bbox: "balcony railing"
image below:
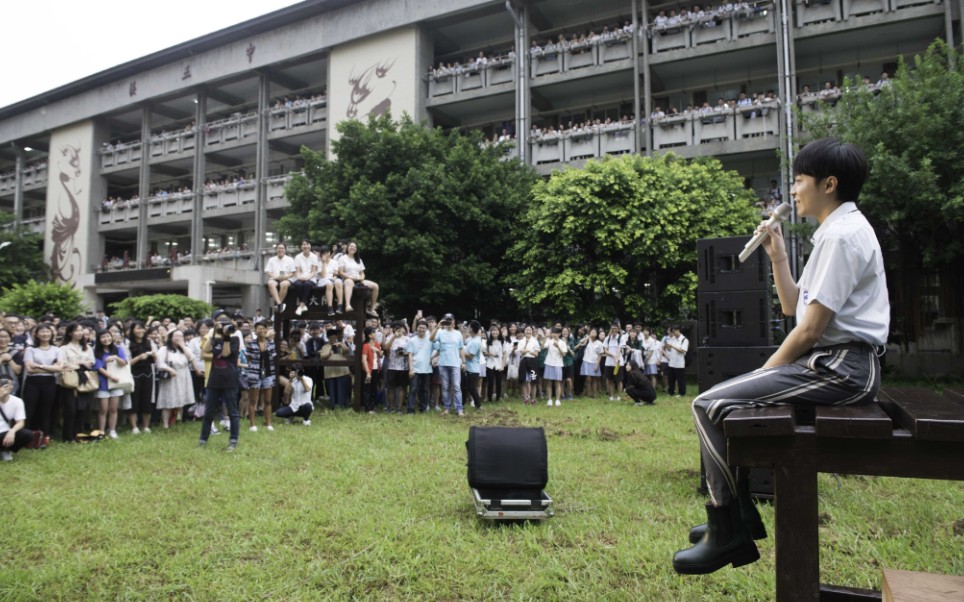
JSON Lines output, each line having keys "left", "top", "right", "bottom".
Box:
{"left": 530, "top": 34, "right": 634, "bottom": 79}
{"left": 149, "top": 129, "right": 197, "bottom": 159}
{"left": 269, "top": 98, "right": 328, "bottom": 133}
{"left": 99, "top": 141, "right": 143, "bottom": 170}
{"left": 648, "top": 3, "right": 775, "bottom": 54}
{"left": 205, "top": 112, "right": 259, "bottom": 147}
{"left": 202, "top": 182, "right": 257, "bottom": 211}
{"left": 427, "top": 57, "right": 516, "bottom": 99}
{"left": 0, "top": 162, "right": 48, "bottom": 194}
{"left": 651, "top": 102, "right": 780, "bottom": 149}
{"left": 529, "top": 123, "right": 638, "bottom": 165}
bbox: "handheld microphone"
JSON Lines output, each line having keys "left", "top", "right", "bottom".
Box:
{"left": 739, "top": 203, "right": 792, "bottom": 263}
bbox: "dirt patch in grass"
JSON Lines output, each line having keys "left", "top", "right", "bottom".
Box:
{"left": 953, "top": 518, "right": 964, "bottom": 536}
{"left": 464, "top": 408, "right": 525, "bottom": 428}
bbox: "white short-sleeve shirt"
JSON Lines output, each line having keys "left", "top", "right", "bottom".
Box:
{"left": 339, "top": 255, "right": 365, "bottom": 279}
{"left": 318, "top": 257, "right": 338, "bottom": 280}
{"left": 293, "top": 252, "right": 320, "bottom": 279}
{"left": 0, "top": 395, "right": 26, "bottom": 431}
{"left": 264, "top": 255, "right": 296, "bottom": 280}
{"left": 797, "top": 202, "right": 890, "bottom": 346}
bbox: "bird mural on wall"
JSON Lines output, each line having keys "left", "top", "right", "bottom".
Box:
{"left": 50, "top": 144, "right": 83, "bottom": 283}
{"left": 346, "top": 59, "right": 397, "bottom": 119}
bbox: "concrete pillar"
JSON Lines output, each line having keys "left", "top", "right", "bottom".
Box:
{"left": 641, "top": 0, "right": 653, "bottom": 156}
{"left": 12, "top": 146, "right": 23, "bottom": 225}
{"left": 136, "top": 106, "right": 152, "bottom": 268}
{"left": 192, "top": 91, "right": 207, "bottom": 265}
{"left": 255, "top": 75, "right": 269, "bottom": 271}
{"left": 241, "top": 284, "right": 265, "bottom": 317}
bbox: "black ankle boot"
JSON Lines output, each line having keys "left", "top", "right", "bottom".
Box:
{"left": 687, "top": 492, "right": 766, "bottom": 543}
{"left": 673, "top": 503, "right": 760, "bottom": 575}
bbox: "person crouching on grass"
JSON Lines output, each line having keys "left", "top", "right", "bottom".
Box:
{"left": 276, "top": 363, "right": 313, "bottom": 426}
{"left": 623, "top": 361, "right": 656, "bottom": 406}
{"left": 0, "top": 377, "right": 36, "bottom": 462}
{"left": 673, "top": 138, "right": 889, "bottom": 574}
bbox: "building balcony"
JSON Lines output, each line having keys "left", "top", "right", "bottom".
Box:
{"left": 427, "top": 57, "right": 516, "bottom": 102}
{"left": 204, "top": 112, "right": 259, "bottom": 148}
{"left": 0, "top": 162, "right": 48, "bottom": 195}
{"left": 149, "top": 129, "right": 197, "bottom": 160}
{"left": 529, "top": 123, "right": 638, "bottom": 166}
{"left": 268, "top": 98, "right": 327, "bottom": 134}
{"left": 651, "top": 102, "right": 780, "bottom": 150}
{"left": 201, "top": 182, "right": 257, "bottom": 212}
{"left": 649, "top": 6, "right": 776, "bottom": 54}
{"left": 99, "top": 141, "right": 143, "bottom": 172}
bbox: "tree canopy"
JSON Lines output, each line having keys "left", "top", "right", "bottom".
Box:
{"left": 508, "top": 153, "right": 759, "bottom": 323}
{"left": 0, "top": 280, "right": 88, "bottom": 319}
{"left": 279, "top": 113, "right": 537, "bottom": 320}
{"left": 0, "top": 212, "right": 46, "bottom": 293}
{"left": 110, "top": 294, "right": 213, "bottom": 323}
{"left": 798, "top": 39, "right": 964, "bottom": 344}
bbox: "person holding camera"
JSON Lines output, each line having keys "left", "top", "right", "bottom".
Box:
{"left": 199, "top": 320, "right": 241, "bottom": 451}
{"left": 276, "top": 363, "right": 313, "bottom": 425}
{"left": 430, "top": 313, "right": 464, "bottom": 416}
{"left": 383, "top": 322, "right": 411, "bottom": 414}
{"left": 320, "top": 327, "right": 352, "bottom": 409}
{"left": 0, "top": 377, "right": 35, "bottom": 461}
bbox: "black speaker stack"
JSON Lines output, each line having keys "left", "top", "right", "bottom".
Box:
{"left": 696, "top": 236, "right": 780, "bottom": 498}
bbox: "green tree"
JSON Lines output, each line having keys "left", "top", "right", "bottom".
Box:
{"left": 0, "top": 280, "right": 88, "bottom": 318}
{"left": 110, "top": 294, "right": 213, "bottom": 323}
{"left": 279, "top": 113, "right": 537, "bottom": 319}
{"left": 0, "top": 212, "right": 47, "bottom": 292}
{"left": 508, "top": 153, "right": 759, "bottom": 323}
{"left": 798, "top": 39, "right": 964, "bottom": 345}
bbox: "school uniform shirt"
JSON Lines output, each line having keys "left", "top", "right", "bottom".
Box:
{"left": 644, "top": 338, "right": 663, "bottom": 367}
{"left": 543, "top": 339, "right": 568, "bottom": 367}
{"left": 288, "top": 376, "right": 314, "bottom": 410}
{"left": 602, "top": 335, "right": 621, "bottom": 367}
{"left": 583, "top": 340, "right": 604, "bottom": 366}
{"left": 485, "top": 340, "right": 505, "bottom": 371}
{"left": 339, "top": 255, "right": 365, "bottom": 280}
{"left": 518, "top": 336, "right": 540, "bottom": 360}
{"left": 0, "top": 394, "right": 26, "bottom": 432}
{"left": 293, "top": 252, "right": 320, "bottom": 281}
{"left": 264, "top": 255, "right": 296, "bottom": 280}
{"left": 797, "top": 202, "right": 890, "bottom": 347}
{"left": 318, "top": 258, "right": 338, "bottom": 281}
{"left": 464, "top": 336, "right": 482, "bottom": 374}
{"left": 406, "top": 335, "right": 434, "bottom": 374}
{"left": 665, "top": 335, "right": 688, "bottom": 369}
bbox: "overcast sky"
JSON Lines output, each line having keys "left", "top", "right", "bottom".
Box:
{"left": 0, "top": 0, "right": 302, "bottom": 109}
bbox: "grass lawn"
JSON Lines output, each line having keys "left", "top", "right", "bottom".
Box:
{"left": 1, "top": 395, "right": 961, "bottom": 601}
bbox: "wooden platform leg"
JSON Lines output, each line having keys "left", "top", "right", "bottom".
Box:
{"left": 775, "top": 459, "right": 820, "bottom": 601}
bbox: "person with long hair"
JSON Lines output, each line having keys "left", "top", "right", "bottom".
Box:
{"left": 22, "top": 323, "right": 65, "bottom": 438}
{"left": 579, "top": 327, "right": 604, "bottom": 398}
{"left": 561, "top": 326, "right": 576, "bottom": 400}
{"left": 156, "top": 329, "right": 196, "bottom": 429}
{"left": 243, "top": 320, "right": 276, "bottom": 431}
{"left": 543, "top": 326, "right": 568, "bottom": 406}
{"left": 383, "top": 322, "right": 411, "bottom": 414}
{"left": 126, "top": 321, "right": 155, "bottom": 433}
{"left": 484, "top": 324, "right": 504, "bottom": 403}
{"left": 517, "top": 325, "right": 540, "bottom": 405}
{"left": 93, "top": 328, "right": 127, "bottom": 439}
{"left": 361, "top": 326, "right": 378, "bottom": 414}
{"left": 59, "top": 322, "right": 95, "bottom": 442}
{"left": 601, "top": 323, "right": 623, "bottom": 401}
{"left": 199, "top": 321, "right": 241, "bottom": 450}
{"left": 338, "top": 241, "right": 380, "bottom": 317}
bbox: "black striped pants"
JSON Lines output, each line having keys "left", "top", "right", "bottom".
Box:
{"left": 692, "top": 343, "right": 881, "bottom": 506}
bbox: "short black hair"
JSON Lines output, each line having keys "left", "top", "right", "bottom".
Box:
{"left": 793, "top": 138, "right": 868, "bottom": 203}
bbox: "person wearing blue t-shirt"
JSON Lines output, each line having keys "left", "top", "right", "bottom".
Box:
{"left": 406, "top": 320, "right": 434, "bottom": 413}
{"left": 430, "top": 313, "right": 465, "bottom": 416}
{"left": 463, "top": 321, "right": 484, "bottom": 410}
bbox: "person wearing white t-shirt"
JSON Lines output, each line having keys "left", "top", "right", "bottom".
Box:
{"left": 338, "top": 241, "right": 380, "bottom": 318}
{"left": 275, "top": 364, "right": 313, "bottom": 425}
{"left": 578, "top": 328, "right": 604, "bottom": 398}
{"left": 264, "top": 243, "right": 296, "bottom": 312}
{"left": 291, "top": 240, "right": 320, "bottom": 316}
{"left": 542, "top": 327, "right": 568, "bottom": 407}
{"left": 663, "top": 326, "right": 689, "bottom": 396}
{"left": 0, "top": 378, "right": 33, "bottom": 461}
{"left": 675, "top": 138, "right": 890, "bottom": 576}
{"left": 316, "top": 245, "right": 344, "bottom": 316}
{"left": 601, "top": 323, "right": 623, "bottom": 401}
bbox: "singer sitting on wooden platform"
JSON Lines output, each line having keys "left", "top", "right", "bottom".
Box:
{"left": 672, "top": 138, "right": 890, "bottom": 575}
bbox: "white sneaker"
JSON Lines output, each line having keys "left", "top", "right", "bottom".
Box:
{"left": 555, "top": 399, "right": 561, "bottom": 406}
{"left": 609, "top": 396, "right": 615, "bottom": 401}
{"left": 211, "top": 426, "right": 221, "bottom": 436}
{"left": 131, "top": 427, "right": 141, "bottom": 435}
{"left": 266, "top": 425, "right": 275, "bottom": 432}
{"left": 616, "top": 396, "right": 621, "bottom": 401}
{"left": 109, "top": 430, "right": 118, "bottom": 439}
{"left": 1, "top": 451, "right": 12, "bottom": 462}
{"left": 303, "top": 420, "right": 311, "bottom": 426}
{"left": 220, "top": 419, "right": 229, "bottom": 429}
{"left": 143, "top": 427, "right": 151, "bottom": 433}
{"left": 250, "top": 426, "right": 258, "bottom": 432}
{"left": 547, "top": 399, "right": 553, "bottom": 407}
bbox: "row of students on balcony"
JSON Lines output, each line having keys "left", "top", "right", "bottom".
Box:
{"left": 204, "top": 176, "right": 255, "bottom": 193}
{"left": 651, "top": 2, "right": 762, "bottom": 31}
{"left": 530, "top": 21, "right": 636, "bottom": 58}
{"left": 651, "top": 91, "right": 778, "bottom": 121}
{"left": 271, "top": 93, "right": 327, "bottom": 110}
{"left": 151, "top": 122, "right": 197, "bottom": 140}
{"left": 529, "top": 115, "right": 636, "bottom": 141}
{"left": 798, "top": 73, "right": 889, "bottom": 101}
{"left": 101, "top": 195, "right": 140, "bottom": 213}
{"left": 428, "top": 49, "right": 516, "bottom": 80}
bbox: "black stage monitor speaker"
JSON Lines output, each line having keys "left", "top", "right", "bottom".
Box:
{"left": 697, "top": 236, "right": 770, "bottom": 293}
{"left": 698, "top": 290, "right": 774, "bottom": 347}
{"left": 467, "top": 426, "right": 548, "bottom": 492}
{"left": 697, "top": 346, "right": 779, "bottom": 392}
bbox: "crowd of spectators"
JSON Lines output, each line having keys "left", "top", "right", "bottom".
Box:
{"left": 0, "top": 302, "right": 691, "bottom": 460}
{"left": 798, "top": 72, "right": 890, "bottom": 104}
{"left": 204, "top": 176, "right": 255, "bottom": 194}
{"left": 530, "top": 21, "right": 636, "bottom": 58}
{"left": 428, "top": 50, "right": 516, "bottom": 80}
{"left": 271, "top": 93, "right": 327, "bottom": 110}
{"left": 651, "top": 90, "right": 779, "bottom": 122}
{"left": 650, "top": 2, "right": 766, "bottom": 33}
{"left": 529, "top": 115, "right": 636, "bottom": 142}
